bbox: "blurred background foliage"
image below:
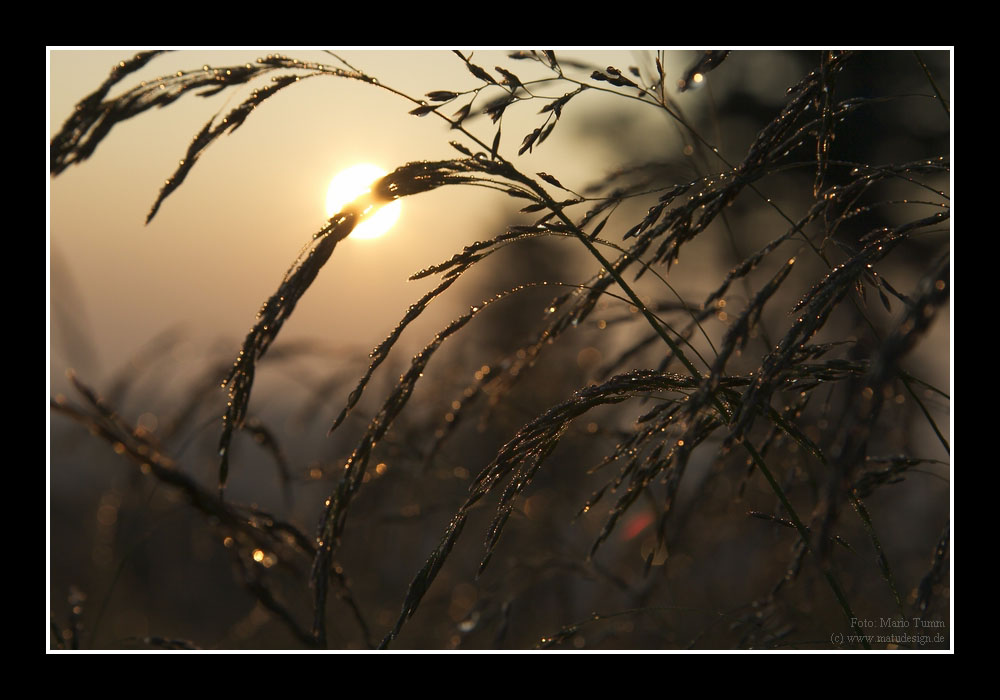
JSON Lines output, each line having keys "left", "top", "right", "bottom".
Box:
{"left": 49, "top": 49, "right": 950, "bottom": 650}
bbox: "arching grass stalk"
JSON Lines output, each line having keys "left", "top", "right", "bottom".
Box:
{"left": 49, "top": 50, "right": 950, "bottom": 650}
{"left": 492, "top": 161, "right": 731, "bottom": 423}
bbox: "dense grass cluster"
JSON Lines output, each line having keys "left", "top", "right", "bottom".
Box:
{"left": 50, "top": 50, "right": 950, "bottom": 650}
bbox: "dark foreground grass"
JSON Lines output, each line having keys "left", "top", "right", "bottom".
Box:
{"left": 50, "top": 50, "right": 950, "bottom": 651}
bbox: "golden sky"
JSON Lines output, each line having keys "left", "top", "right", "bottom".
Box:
{"left": 49, "top": 49, "right": 674, "bottom": 388}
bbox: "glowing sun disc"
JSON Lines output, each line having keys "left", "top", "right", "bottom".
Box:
{"left": 325, "top": 163, "right": 402, "bottom": 240}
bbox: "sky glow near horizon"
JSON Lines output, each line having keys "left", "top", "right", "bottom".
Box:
{"left": 48, "top": 49, "right": 662, "bottom": 386}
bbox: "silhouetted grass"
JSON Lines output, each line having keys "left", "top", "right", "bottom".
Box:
{"left": 49, "top": 49, "right": 950, "bottom": 651}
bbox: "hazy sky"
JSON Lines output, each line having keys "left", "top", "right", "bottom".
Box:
{"left": 49, "top": 49, "right": 950, "bottom": 408}
{"left": 49, "top": 49, "right": 684, "bottom": 391}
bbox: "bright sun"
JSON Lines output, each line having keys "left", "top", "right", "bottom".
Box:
{"left": 325, "top": 163, "right": 402, "bottom": 240}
